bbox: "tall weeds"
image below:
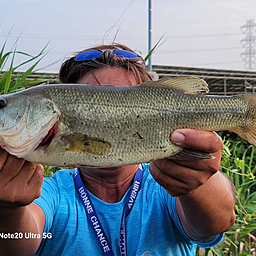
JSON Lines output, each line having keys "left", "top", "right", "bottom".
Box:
{"left": 0, "top": 31, "right": 58, "bottom": 176}
{"left": 0, "top": 33, "right": 51, "bottom": 94}
{"left": 198, "top": 136, "right": 256, "bottom": 256}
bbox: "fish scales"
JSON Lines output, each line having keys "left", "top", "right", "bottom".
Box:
{"left": 45, "top": 85, "right": 179, "bottom": 166}
{"left": 0, "top": 76, "right": 255, "bottom": 168}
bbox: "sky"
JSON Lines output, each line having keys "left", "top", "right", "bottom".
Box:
{"left": 1, "top": 0, "right": 256, "bottom": 73}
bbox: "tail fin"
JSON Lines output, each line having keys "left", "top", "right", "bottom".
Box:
{"left": 235, "top": 95, "right": 256, "bottom": 147}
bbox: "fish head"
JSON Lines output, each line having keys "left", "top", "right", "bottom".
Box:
{"left": 0, "top": 94, "right": 60, "bottom": 158}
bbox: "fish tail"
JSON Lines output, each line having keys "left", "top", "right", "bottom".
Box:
{"left": 235, "top": 95, "right": 256, "bottom": 147}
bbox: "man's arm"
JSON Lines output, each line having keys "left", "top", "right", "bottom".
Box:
{"left": 149, "top": 129, "right": 236, "bottom": 241}
{"left": 0, "top": 148, "right": 45, "bottom": 256}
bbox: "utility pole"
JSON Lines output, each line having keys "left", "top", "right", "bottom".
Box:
{"left": 148, "top": 0, "right": 152, "bottom": 72}
{"left": 241, "top": 19, "right": 256, "bottom": 70}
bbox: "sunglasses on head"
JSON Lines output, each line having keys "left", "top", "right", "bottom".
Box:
{"left": 74, "top": 49, "right": 140, "bottom": 61}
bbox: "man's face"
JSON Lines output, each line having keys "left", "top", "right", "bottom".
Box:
{"left": 77, "top": 68, "right": 138, "bottom": 87}
{"left": 78, "top": 67, "right": 139, "bottom": 172}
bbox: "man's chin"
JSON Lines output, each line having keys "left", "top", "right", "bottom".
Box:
{"left": 79, "top": 164, "right": 139, "bottom": 173}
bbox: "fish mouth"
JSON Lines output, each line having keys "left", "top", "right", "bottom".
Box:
{"left": 36, "top": 122, "right": 58, "bottom": 150}
{"left": 0, "top": 118, "right": 59, "bottom": 158}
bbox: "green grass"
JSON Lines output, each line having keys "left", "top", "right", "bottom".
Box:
{"left": 197, "top": 136, "right": 256, "bottom": 256}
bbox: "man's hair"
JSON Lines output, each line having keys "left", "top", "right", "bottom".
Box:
{"left": 59, "top": 44, "right": 153, "bottom": 84}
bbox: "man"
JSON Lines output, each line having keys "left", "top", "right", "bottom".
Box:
{"left": 0, "top": 44, "right": 235, "bottom": 256}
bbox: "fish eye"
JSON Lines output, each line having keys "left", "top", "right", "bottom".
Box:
{"left": 0, "top": 98, "right": 7, "bottom": 109}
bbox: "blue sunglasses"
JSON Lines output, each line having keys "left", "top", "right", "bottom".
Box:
{"left": 74, "top": 49, "right": 139, "bottom": 61}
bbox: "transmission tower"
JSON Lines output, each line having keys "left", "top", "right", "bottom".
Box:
{"left": 240, "top": 19, "right": 256, "bottom": 70}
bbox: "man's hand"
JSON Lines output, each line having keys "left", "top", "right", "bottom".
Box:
{"left": 149, "top": 129, "right": 223, "bottom": 197}
{"left": 0, "top": 148, "right": 45, "bottom": 256}
{"left": 0, "top": 148, "right": 44, "bottom": 208}
{"left": 149, "top": 129, "right": 235, "bottom": 241}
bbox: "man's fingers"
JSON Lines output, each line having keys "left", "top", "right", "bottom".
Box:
{"left": 27, "top": 164, "right": 44, "bottom": 200}
{"left": 149, "top": 160, "right": 212, "bottom": 196}
{"left": 170, "top": 129, "right": 223, "bottom": 173}
{"left": 151, "top": 159, "right": 211, "bottom": 185}
{"left": 0, "top": 148, "right": 44, "bottom": 206}
{"left": 149, "top": 129, "right": 224, "bottom": 197}
{"left": 149, "top": 161, "right": 191, "bottom": 196}
{"left": 14, "top": 162, "right": 40, "bottom": 185}
{"left": 0, "top": 148, "right": 8, "bottom": 170}
{"left": 0, "top": 154, "right": 25, "bottom": 184}
{"left": 0, "top": 163, "right": 44, "bottom": 206}
{"left": 172, "top": 151, "right": 221, "bottom": 173}
{"left": 171, "top": 129, "right": 223, "bottom": 153}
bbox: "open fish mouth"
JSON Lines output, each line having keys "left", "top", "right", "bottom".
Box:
{"left": 0, "top": 117, "right": 59, "bottom": 158}
{"left": 35, "top": 122, "right": 58, "bottom": 150}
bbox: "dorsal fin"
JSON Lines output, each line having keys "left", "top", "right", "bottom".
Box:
{"left": 139, "top": 76, "right": 209, "bottom": 95}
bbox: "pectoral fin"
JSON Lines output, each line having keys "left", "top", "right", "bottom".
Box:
{"left": 62, "top": 134, "right": 111, "bottom": 155}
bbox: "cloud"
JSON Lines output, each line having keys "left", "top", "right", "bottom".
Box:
{"left": 215, "top": 1, "right": 246, "bottom": 10}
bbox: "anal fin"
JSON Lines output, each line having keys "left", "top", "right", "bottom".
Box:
{"left": 168, "top": 148, "right": 214, "bottom": 161}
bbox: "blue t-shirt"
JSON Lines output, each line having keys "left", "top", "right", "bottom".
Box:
{"left": 34, "top": 163, "right": 223, "bottom": 256}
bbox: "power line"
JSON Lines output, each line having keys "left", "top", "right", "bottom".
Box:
{"left": 0, "top": 32, "right": 242, "bottom": 41}
{"left": 157, "top": 46, "right": 241, "bottom": 54}
{"left": 0, "top": 34, "right": 101, "bottom": 40}
{"left": 165, "top": 32, "right": 241, "bottom": 39}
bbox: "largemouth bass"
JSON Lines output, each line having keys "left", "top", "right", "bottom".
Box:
{"left": 0, "top": 76, "right": 255, "bottom": 168}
